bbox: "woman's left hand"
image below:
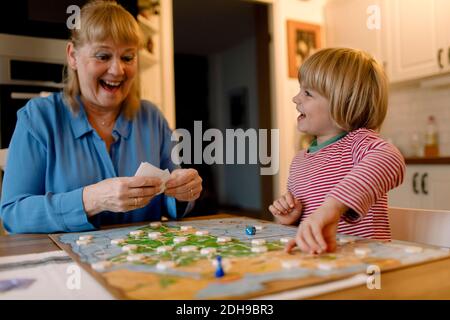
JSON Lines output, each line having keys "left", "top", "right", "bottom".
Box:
{"left": 164, "top": 168, "right": 202, "bottom": 202}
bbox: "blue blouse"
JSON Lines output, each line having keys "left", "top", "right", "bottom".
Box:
{"left": 0, "top": 92, "right": 184, "bottom": 234}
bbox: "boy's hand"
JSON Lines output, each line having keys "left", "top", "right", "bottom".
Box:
{"left": 285, "top": 197, "right": 348, "bottom": 254}
{"left": 269, "top": 192, "right": 302, "bottom": 225}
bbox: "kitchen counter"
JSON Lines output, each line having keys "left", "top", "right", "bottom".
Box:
{"left": 405, "top": 157, "right": 450, "bottom": 165}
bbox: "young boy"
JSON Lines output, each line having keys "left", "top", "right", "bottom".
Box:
{"left": 269, "top": 48, "right": 405, "bottom": 254}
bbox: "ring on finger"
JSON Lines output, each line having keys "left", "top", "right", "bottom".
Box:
{"left": 134, "top": 197, "right": 139, "bottom": 207}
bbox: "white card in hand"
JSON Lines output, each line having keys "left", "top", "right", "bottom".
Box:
{"left": 134, "top": 162, "right": 171, "bottom": 194}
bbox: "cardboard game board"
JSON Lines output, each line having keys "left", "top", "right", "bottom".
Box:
{"left": 50, "top": 216, "right": 450, "bottom": 299}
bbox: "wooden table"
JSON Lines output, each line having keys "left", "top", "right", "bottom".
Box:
{"left": 1, "top": 214, "right": 450, "bottom": 299}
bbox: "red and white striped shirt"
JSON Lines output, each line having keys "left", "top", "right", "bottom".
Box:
{"left": 287, "top": 128, "right": 405, "bottom": 241}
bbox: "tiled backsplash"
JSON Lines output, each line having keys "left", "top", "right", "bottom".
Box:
{"left": 381, "top": 84, "right": 450, "bottom": 157}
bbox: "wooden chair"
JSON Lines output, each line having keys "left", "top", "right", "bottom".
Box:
{"left": 0, "top": 148, "right": 7, "bottom": 235}
{"left": 389, "top": 207, "right": 450, "bottom": 248}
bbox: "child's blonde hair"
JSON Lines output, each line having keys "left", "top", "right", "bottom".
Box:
{"left": 63, "top": 0, "right": 144, "bottom": 118}
{"left": 299, "top": 48, "right": 388, "bottom": 131}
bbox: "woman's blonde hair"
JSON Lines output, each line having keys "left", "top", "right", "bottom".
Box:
{"left": 63, "top": 0, "right": 144, "bottom": 118}
{"left": 299, "top": 47, "right": 388, "bottom": 131}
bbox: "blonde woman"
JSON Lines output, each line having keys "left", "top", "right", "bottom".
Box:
{"left": 269, "top": 48, "right": 405, "bottom": 254}
{"left": 0, "top": 1, "right": 202, "bottom": 233}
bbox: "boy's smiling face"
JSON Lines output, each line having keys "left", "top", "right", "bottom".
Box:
{"left": 293, "top": 86, "right": 344, "bottom": 144}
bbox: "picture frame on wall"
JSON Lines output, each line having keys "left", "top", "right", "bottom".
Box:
{"left": 287, "top": 20, "right": 321, "bottom": 78}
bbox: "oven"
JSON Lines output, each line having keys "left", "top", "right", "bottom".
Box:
{"left": 0, "top": 57, "right": 64, "bottom": 148}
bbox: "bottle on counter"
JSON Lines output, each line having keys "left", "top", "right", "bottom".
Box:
{"left": 411, "top": 132, "right": 423, "bottom": 157}
{"left": 424, "top": 115, "right": 439, "bottom": 157}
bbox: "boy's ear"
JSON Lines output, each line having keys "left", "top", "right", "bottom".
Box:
{"left": 66, "top": 42, "right": 77, "bottom": 70}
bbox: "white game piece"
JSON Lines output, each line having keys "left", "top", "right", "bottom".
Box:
{"left": 76, "top": 239, "right": 91, "bottom": 246}
{"left": 156, "top": 261, "right": 176, "bottom": 270}
{"left": 127, "top": 254, "right": 145, "bottom": 262}
{"left": 251, "top": 239, "right": 266, "bottom": 246}
{"left": 195, "top": 230, "right": 210, "bottom": 236}
{"left": 200, "top": 247, "right": 217, "bottom": 255}
{"left": 281, "top": 260, "right": 300, "bottom": 269}
{"left": 181, "top": 245, "right": 198, "bottom": 253}
{"left": 174, "top": 236, "right": 187, "bottom": 244}
{"left": 338, "top": 237, "right": 355, "bottom": 245}
{"left": 79, "top": 235, "right": 93, "bottom": 241}
{"left": 148, "top": 232, "right": 162, "bottom": 240}
{"left": 217, "top": 236, "right": 232, "bottom": 243}
{"left": 181, "top": 225, "right": 193, "bottom": 231}
{"left": 156, "top": 246, "right": 173, "bottom": 253}
{"left": 251, "top": 246, "right": 268, "bottom": 253}
{"left": 318, "top": 262, "right": 338, "bottom": 271}
{"left": 405, "top": 246, "right": 423, "bottom": 253}
{"left": 111, "top": 238, "right": 125, "bottom": 245}
{"left": 280, "top": 237, "right": 293, "bottom": 244}
{"left": 91, "top": 261, "right": 112, "bottom": 271}
{"left": 354, "top": 247, "right": 371, "bottom": 256}
{"left": 255, "top": 225, "right": 264, "bottom": 231}
{"left": 122, "top": 244, "right": 138, "bottom": 252}
{"left": 150, "top": 221, "right": 162, "bottom": 228}
{"left": 130, "top": 230, "right": 144, "bottom": 237}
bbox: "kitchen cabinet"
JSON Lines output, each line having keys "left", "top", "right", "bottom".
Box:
{"left": 384, "top": 0, "right": 450, "bottom": 82}
{"left": 325, "top": 0, "right": 385, "bottom": 63}
{"left": 435, "top": 0, "right": 450, "bottom": 73}
{"left": 388, "top": 165, "right": 450, "bottom": 210}
{"left": 325, "top": 0, "right": 450, "bottom": 83}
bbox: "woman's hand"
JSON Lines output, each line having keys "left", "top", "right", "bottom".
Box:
{"left": 285, "top": 197, "right": 348, "bottom": 254}
{"left": 269, "top": 192, "right": 303, "bottom": 225}
{"left": 164, "top": 168, "right": 202, "bottom": 202}
{"left": 82, "top": 176, "right": 163, "bottom": 217}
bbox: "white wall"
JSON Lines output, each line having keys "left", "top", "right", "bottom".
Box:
{"left": 381, "top": 84, "right": 450, "bottom": 157}
{"left": 269, "top": 0, "right": 328, "bottom": 197}
{"left": 209, "top": 37, "right": 262, "bottom": 210}
{"left": 162, "top": 0, "right": 327, "bottom": 205}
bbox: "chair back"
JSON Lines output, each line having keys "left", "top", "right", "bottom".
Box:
{"left": 0, "top": 148, "right": 7, "bottom": 171}
{"left": 389, "top": 207, "right": 450, "bottom": 248}
{"left": 0, "top": 148, "right": 7, "bottom": 235}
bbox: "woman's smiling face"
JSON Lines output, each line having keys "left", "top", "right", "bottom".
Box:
{"left": 67, "top": 39, "right": 138, "bottom": 111}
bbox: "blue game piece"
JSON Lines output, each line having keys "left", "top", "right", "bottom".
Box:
{"left": 245, "top": 225, "right": 256, "bottom": 236}
{"left": 215, "top": 255, "right": 225, "bottom": 278}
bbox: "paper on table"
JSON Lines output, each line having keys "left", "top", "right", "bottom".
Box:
{"left": 0, "top": 251, "right": 113, "bottom": 300}
{"left": 134, "top": 162, "right": 171, "bottom": 194}
{"left": 0, "top": 278, "right": 35, "bottom": 292}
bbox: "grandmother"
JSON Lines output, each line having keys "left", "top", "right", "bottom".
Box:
{"left": 0, "top": 0, "right": 202, "bottom": 233}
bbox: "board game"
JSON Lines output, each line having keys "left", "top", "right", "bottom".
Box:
{"left": 50, "top": 216, "right": 450, "bottom": 299}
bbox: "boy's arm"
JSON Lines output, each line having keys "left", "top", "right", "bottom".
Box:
{"left": 328, "top": 138, "right": 405, "bottom": 223}
{"left": 285, "top": 197, "right": 347, "bottom": 254}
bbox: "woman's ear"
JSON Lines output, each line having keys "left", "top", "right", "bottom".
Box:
{"left": 66, "top": 42, "right": 77, "bottom": 70}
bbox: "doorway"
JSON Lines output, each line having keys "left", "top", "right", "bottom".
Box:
{"left": 173, "top": 0, "right": 273, "bottom": 220}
